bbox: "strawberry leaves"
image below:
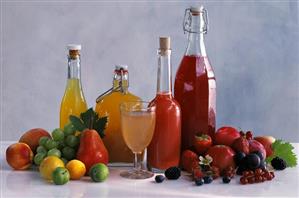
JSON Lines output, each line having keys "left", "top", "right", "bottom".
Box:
{"left": 69, "top": 108, "right": 107, "bottom": 138}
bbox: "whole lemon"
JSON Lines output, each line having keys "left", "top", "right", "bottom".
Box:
{"left": 66, "top": 160, "right": 86, "bottom": 180}
{"left": 39, "top": 156, "right": 64, "bottom": 180}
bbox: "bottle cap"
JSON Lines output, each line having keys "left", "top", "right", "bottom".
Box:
{"left": 67, "top": 44, "right": 81, "bottom": 51}
{"left": 159, "top": 37, "right": 171, "bottom": 50}
{"left": 115, "top": 65, "right": 128, "bottom": 71}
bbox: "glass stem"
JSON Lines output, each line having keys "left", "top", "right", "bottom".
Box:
{"left": 134, "top": 152, "right": 139, "bottom": 171}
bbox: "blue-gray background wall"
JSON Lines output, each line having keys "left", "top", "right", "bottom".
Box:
{"left": 1, "top": 1, "right": 298, "bottom": 142}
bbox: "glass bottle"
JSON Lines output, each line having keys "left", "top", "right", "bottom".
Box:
{"left": 95, "top": 65, "right": 141, "bottom": 163}
{"left": 174, "top": 6, "right": 216, "bottom": 151}
{"left": 60, "top": 44, "right": 88, "bottom": 129}
{"left": 148, "top": 37, "right": 181, "bottom": 170}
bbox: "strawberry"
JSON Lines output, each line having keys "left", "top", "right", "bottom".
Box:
{"left": 181, "top": 150, "right": 199, "bottom": 173}
{"left": 192, "top": 168, "right": 204, "bottom": 180}
{"left": 193, "top": 134, "right": 212, "bottom": 155}
{"left": 232, "top": 136, "right": 250, "bottom": 154}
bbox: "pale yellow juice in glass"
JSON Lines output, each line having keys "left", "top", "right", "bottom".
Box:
{"left": 121, "top": 111, "right": 156, "bottom": 153}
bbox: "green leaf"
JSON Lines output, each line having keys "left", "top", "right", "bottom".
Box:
{"left": 80, "top": 108, "right": 96, "bottom": 129}
{"left": 93, "top": 116, "right": 108, "bottom": 138}
{"left": 69, "top": 116, "right": 87, "bottom": 132}
{"left": 266, "top": 139, "right": 297, "bottom": 167}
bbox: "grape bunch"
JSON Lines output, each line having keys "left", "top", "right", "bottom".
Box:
{"left": 33, "top": 123, "right": 80, "bottom": 165}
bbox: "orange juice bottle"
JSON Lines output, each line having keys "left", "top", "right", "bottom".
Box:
{"left": 60, "top": 44, "right": 87, "bottom": 129}
{"left": 95, "top": 65, "right": 140, "bottom": 163}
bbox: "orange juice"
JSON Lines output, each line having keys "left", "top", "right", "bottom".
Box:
{"left": 95, "top": 65, "right": 140, "bottom": 163}
{"left": 60, "top": 45, "right": 87, "bottom": 129}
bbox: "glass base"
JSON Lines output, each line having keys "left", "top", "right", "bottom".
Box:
{"left": 120, "top": 169, "right": 154, "bottom": 179}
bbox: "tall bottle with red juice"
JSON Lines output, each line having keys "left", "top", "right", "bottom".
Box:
{"left": 148, "top": 37, "right": 181, "bottom": 170}
{"left": 174, "top": 6, "right": 216, "bottom": 151}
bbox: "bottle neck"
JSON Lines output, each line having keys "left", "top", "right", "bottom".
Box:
{"left": 113, "top": 71, "right": 129, "bottom": 93}
{"left": 157, "top": 49, "right": 172, "bottom": 95}
{"left": 67, "top": 55, "right": 81, "bottom": 79}
{"left": 185, "top": 15, "right": 207, "bottom": 56}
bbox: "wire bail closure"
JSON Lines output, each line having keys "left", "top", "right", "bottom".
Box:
{"left": 183, "top": 7, "right": 209, "bottom": 34}
{"left": 95, "top": 68, "right": 127, "bottom": 103}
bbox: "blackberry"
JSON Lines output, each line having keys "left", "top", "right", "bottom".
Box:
{"left": 155, "top": 175, "right": 165, "bottom": 183}
{"left": 203, "top": 176, "right": 213, "bottom": 184}
{"left": 195, "top": 178, "right": 204, "bottom": 186}
{"left": 271, "top": 157, "right": 287, "bottom": 170}
{"left": 222, "top": 176, "right": 231, "bottom": 184}
{"left": 165, "top": 167, "right": 181, "bottom": 180}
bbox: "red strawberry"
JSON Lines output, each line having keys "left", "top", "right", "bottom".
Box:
{"left": 232, "top": 136, "right": 250, "bottom": 154}
{"left": 193, "top": 134, "right": 212, "bottom": 155}
{"left": 181, "top": 150, "right": 199, "bottom": 173}
{"left": 192, "top": 168, "right": 204, "bottom": 180}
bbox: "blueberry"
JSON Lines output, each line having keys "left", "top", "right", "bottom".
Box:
{"left": 203, "top": 176, "right": 213, "bottom": 184}
{"left": 155, "top": 175, "right": 165, "bottom": 183}
{"left": 234, "top": 151, "right": 246, "bottom": 166}
{"left": 195, "top": 178, "right": 204, "bottom": 186}
{"left": 244, "top": 153, "right": 261, "bottom": 170}
{"left": 222, "top": 176, "right": 231, "bottom": 184}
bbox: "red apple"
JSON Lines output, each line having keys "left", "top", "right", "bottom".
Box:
{"left": 206, "top": 145, "right": 235, "bottom": 172}
{"left": 248, "top": 139, "right": 267, "bottom": 160}
{"left": 254, "top": 136, "right": 275, "bottom": 157}
{"left": 214, "top": 126, "right": 240, "bottom": 146}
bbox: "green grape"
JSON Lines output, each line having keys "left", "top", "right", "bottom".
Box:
{"left": 39, "top": 136, "right": 50, "bottom": 147}
{"left": 57, "top": 141, "right": 66, "bottom": 150}
{"left": 45, "top": 139, "right": 58, "bottom": 150}
{"left": 52, "top": 128, "right": 64, "bottom": 141}
{"left": 47, "top": 148, "right": 62, "bottom": 158}
{"left": 34, "top": 153, "right": 46, "bottom": 165}
{"left": 62, "top": 146, "right": 76, "bottom": 160}
{"left": 36, "top": 145, "right": 47, "bottom": 154}
{"left": 63, "top": 123, "right": 76, "bottom": 136}
{"left": 65, "top": 135, "right": 79, "bottom": 148}
{"left": 61, "top": 157, "right": 68, "bottom": 165}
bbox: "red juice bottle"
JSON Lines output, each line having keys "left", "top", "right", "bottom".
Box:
{"left": 148, "top": 37, "right": 181, "bottom": 170}
{"left": 174, "top": 6, "right": 216, "bottom": 151}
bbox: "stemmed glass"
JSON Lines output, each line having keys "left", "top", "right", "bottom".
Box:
{"left": 120, "top": 101, "right": 156, "bottom": 179}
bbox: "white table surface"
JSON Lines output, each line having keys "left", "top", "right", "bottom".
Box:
{"left": 1, "top": 141, "right": 299, "bottom": 198}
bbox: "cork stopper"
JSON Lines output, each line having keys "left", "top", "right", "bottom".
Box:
{"left": 159, "top": 37, "right": 171, "bottom": 55}
{"left": 190, "top": 6, "right": 203, "bottom": 16}
{"left": 67, "top": 44, "right": 81, "bottom": 59}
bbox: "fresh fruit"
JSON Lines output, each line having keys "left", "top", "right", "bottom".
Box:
{"left": 52, "top": 167, "right": 70, "bottom": 185}
{"left": 193, "top": 134, "right": 212, "bottom": 155}
{"left": 65, "top": 135, "right": 79, "bottom": 148}
{"left": 19, "top": 128, "right": 51, "bottom": 153}
{"left": 62, "top": 147, "right": 76, "bottom": 160}
{"left": 240, "top": 169, "right": 274, "bottom": 185}
{"left": 165, "top": 167, "right": 181, "bottom": 180}
{"left": 39, "top": 136, "right": 50, "bottom": 147}
{"left": 181, "top": 150, "right": 199, "bottom": 173}
{"left": 271, "top": 157, "right": 287, "bottom": 170}
{"left": 232, "top": 136, "right": 249, "bottom": 154}
{"left": 45, "top": 139, "right": 58, "bottom": 150}
{"left": 47, "top": 148, "right": 61, "bottom": 158}
{"left": 206, "top": 145, "right": 235, "bottom": 172}
{"left": 192, "top": 168, "right": 204, "bottom": 180}
{"left": 39, "top": 156, "right": 64, "bottom": 180}
{"left": 248, "top": 140, "right": 266, "bottom": 160}
{"left": 76, "top": 129, "right": 109, "bottom": 173}
{"left": 89, "top": 163, "right": 109, "bottom": 182}
{"left": 64, "top": 123, "right": 76, "bottom": 136}
{"left": 195, "top": 178, "right": 204, "bottom": 186}
{"left": 223, "top": 166, "right": 236, "bottom": 178}
{"left": 34, "top": 153, "right": 46, "bottom": 165}
{"left": 66, "top": 160, "right": 86, "bottom": 180}
{"left": 203, "top": 175, "right": 213, "bottom": 184}
{"left": 214, "top": 126, "right": 240, "bottom": 146}
{"left": 51, "top": 128, "right": 65, "bottom": 142}
{"left": 223, "top": 176, "right": 231, "bottom": 183}
{"left": 252, "top": 151, "right": 264, "bottom": 161}
{"left": 254, "top": 136, "right": 275, "bottom": 157}
{"left": 245, "top": 131, "right": 253, "bottom": 140}
{"left": 234, "top": 151, "right": 246, "bottom": 167}
{"left": 210, "top": 166, "right": 221, "bottom": 179}
{"left": 266, "top": 140, "right": 297, "bottom": 167}
{"left": 6, "top": 143, "right": 33, "bottom": 170}
{"left": 36, "top": 146, "right": 47, "bottom": 155}
{"left": 243, "top": 153, "right": 261, "bottom": 170}
{"left": 155, "top": 175, "right": 165, "bottom": 183}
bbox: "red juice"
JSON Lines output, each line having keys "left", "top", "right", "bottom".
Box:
{"left": 174, "top": 55, "right": 216, "bottom": 151}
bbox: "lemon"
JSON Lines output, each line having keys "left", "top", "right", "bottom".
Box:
{"left": 66, "top": 160, "right": 86, "bottom": 180}
{"left": 39, "top": 156, "right": 64, "bottom": 180}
